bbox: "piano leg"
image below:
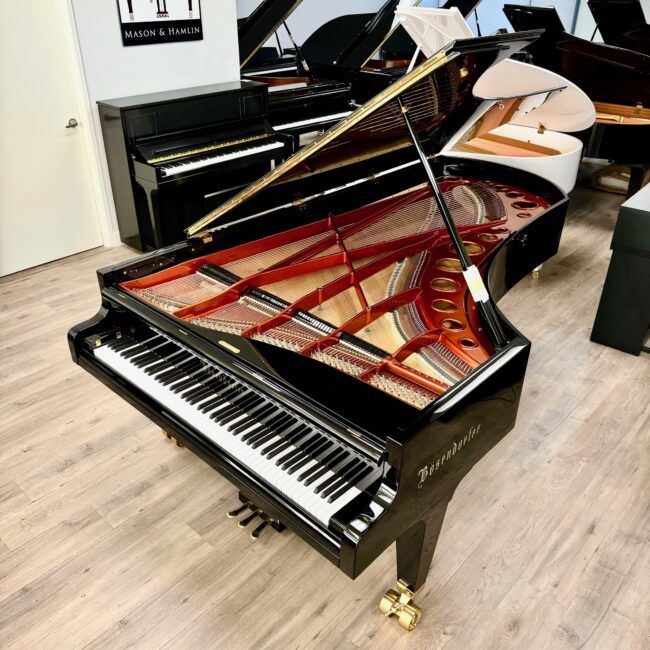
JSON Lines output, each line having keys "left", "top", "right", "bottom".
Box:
{"left": 380, "top": 498, "right": 451, "bottom": 631}
{"left": 162, "top": 428, "right": 183, "bottom": 447}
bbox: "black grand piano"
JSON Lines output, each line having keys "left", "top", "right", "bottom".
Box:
{"left": 588, "top": 0, "right": 650, "bottom": 55}
{"left": 238, "top": 0, "right": 358, "bottom": 147}
{"left": 505, "top": 4, "right": 650, "bottom": 196}
{"left": 70, "top": 31, "right": 569, "bottom": 631}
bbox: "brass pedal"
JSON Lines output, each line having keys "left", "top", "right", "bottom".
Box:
{"left": 379, "top": 579, "right": 423, "bottom": 631}
{"left": 226, "top": 498, "right": 285, "bottom": 541}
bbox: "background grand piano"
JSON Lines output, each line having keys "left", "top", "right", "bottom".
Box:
{"left": 505, "top": 4, "right": 650, "bottom": 197}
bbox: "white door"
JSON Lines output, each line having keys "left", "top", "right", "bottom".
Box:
{"left": 0, "top": 2, "right": 103, "bottom": 277}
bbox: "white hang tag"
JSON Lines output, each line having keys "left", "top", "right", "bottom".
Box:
{"left": 463, "top": 265, "right": 489, "bottom": 304}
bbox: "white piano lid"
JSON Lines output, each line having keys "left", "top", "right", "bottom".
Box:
{"left": 395, "top": 6, "right": 473, "bottom": 58}
{"left": 473, "top": 59, "right": 595, "bottom": 133}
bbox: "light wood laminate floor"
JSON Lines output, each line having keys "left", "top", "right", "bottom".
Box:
{"left": 0, "top": 179, "right": 648, "bottom": 649}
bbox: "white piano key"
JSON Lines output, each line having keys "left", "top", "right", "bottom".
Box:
{"left": 274, "top": 111, "right": 353, "bottom": 131}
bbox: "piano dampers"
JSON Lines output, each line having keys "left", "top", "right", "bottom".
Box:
{"left": 191, "top": 292, "right": 282, "bottom": 334}
{"left": 368, "top": 367, "right": 438, "bottom": 409}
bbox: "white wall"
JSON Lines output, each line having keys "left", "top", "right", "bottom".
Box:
{"left": 237, "top": 0, "right": 385, "bottom": 51}
{"left": 72, "top": 0, "right": 240, "bottom": 244}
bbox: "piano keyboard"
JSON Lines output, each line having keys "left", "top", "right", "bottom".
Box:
{"left": 274, "top": 111, "right": 353, "bottom": 131}
{"left": 94, "top": 329, "right": 382, "bottom": 526}
{"left": 161, "top": 140, "right": 285, "bottom": 177}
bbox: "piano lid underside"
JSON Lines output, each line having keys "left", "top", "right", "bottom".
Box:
{"left": 121, "top": 176, "right": 549, "bottom": 409}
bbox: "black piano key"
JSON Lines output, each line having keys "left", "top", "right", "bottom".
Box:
{"left": 249, "top": 419, "right": 296, "bottom": 448}
{"left": 170, "top": 366, "right": 209, "bottom": 392}
{"left": 299, "top": 447, "right": 341, "bottom": 483}
{"left": 180, "top": 374, "right": 215, "bottom": 399}
{"left": 327, "top": 466, "right": 373, "bottom": 503}
{"left": 302, "top": 450, "right": 347, "bottom": 487}
{"left": 246, "top": 417, "right": 290, "bottom": 446}
{"left": 241, "top": 413, "right": 288, "bottom": 443}
{"left": 246, "top": 428, "right": 277, "bottom": 448}
{"left": 279, "top": 433, "right": 321, "bottom": 468}
{"left": 183, "top": 384, "right": 214, "bottom": 405}
{"left": 212, "top": 392, "right": 255, "bottom": 422}
{"left": 285, "top": 437, "right": 327, "bottom": 473}
{"left": 108, "top": 336, "right": 136, "bottom": 351}
{"left": 228, "top": 406, "right": 272, "bottom": 435}
{"left": 262, "top": 423, "right": 308, "bottom": 458}
{"left": 122, "top": 336, "right": 164, "bottom": 358}
{"left": 220, "top": 396, "right": 264, "bottom": 425}
{"left": 314, "top": 458, "right": 358, "bottom": 498}
{"left": 132, "top": 352, "right": 162, "bottom": 368}
{"left": 313, "top": 457, "right": 356, "bottom": 494}
{"left": 318, "top": 459, "right": 362, "bottom": 499}
{"left": 287, "top": 439, "right": 330, "bottom": 475}
{"left": 228, "top": 403, "right": 274, "bottom": 433}
{"left": 198, "top": 386, "right": 239, "bottom": 413}
{"left": 276, "top": 432, "right": 319, "bottom": 468}
{"left": 274, "top": 427, "right": 311, "bottom": 466}
{"left": 147, "top": 349, "right": 189, "bottom": 375}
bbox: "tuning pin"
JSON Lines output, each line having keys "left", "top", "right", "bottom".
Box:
{"left": 227, "top": 503, "right": 249, "bottom": 519}
{"left": 250, "top": 521, "right": 269, "bottom": 540}
{"left": 238, "top": 512, "right": 259, "bottom": 528}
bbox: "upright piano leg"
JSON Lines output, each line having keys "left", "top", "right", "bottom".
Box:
{"left": 380, "top": 499, "right": 450, "bottom": 631}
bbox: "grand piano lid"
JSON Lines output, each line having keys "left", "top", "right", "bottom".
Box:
{"left": 368, "top": 0, "right": 483, "bottom": 67}
{"left": 186, "top": 30, "right": 543, "bottom": 237}
{"left": 472, "top": 59, "right": 595, "bottom": 132}
{"left": 300, "top": 0, "right": 401, "bottom": 69}
{"left": 238, "top": 0, "right": 304, "bottom": 67}
{"left": 397, "top": 7, "right": 595, "bottom": 133}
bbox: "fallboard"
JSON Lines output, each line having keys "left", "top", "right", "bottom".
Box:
{"left": 124, "top": 88, "right": 268, "bottom": 145}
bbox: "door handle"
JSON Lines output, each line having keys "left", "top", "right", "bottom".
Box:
{"left": 66, "top": 118, "right": 79, "bottom": 129}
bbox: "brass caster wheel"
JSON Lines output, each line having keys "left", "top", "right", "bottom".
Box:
{"left": 379, "top": 589, "right": 400, "bottom": 615}
{"left": 531, "top": 264, "right": 542, "bottom": 280}
{"left": 379, "top": 579, "right": 422, "bottom": 631}
{"left": 397, "top": 603, "right": 422, "bottom": 631}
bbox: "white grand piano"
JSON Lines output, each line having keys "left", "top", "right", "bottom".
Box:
{"left": 396, "top": 5, "right": 595, "bottom": 192}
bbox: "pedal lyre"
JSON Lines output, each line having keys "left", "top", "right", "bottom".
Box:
{"left": 226, "top": 498, "right": 285, "bottom": 541}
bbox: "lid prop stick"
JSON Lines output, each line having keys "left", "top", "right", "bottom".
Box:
{"left": 397, "top": 95, "right": 507, "bottom": 348}
{"left": 283, "top": 21, "right": 313, "bottom": 80}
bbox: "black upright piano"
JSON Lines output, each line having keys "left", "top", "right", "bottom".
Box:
{"left": 71, "top": 31, "right": 571, "bottom": 632}
{"left": 504, "top": 4, "right": 650, "bottom": 196}
{"left": 98, "top": 80, "right": 290, "bottom": 251}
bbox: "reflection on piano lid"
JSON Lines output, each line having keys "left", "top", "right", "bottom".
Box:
{"left": 70, "top": 31, "right": 571, "bottom": 631}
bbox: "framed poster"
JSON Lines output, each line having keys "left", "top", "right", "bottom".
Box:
{"left": 116, "top": 0, "right": 203, "bottom": 46}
